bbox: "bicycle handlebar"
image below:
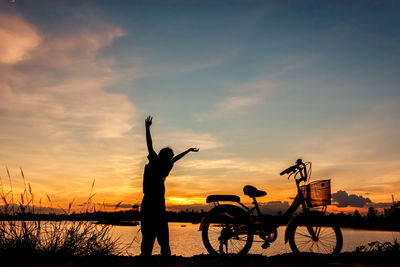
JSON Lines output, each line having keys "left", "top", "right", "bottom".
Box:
{"left": 279, "top": 164, "right": 298, "bottom": 175}
{"left": 280, "top": 158, "right": 309, "bottom": 187}
{"left": 279, "top": 158, "right": 305, "bottom": 176}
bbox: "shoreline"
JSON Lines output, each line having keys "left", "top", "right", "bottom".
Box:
{"left": 99, "top": 221, "right": 400, "bottom": 232}
{"left": 2, "top": 253, "right": 399, "bottom": 267}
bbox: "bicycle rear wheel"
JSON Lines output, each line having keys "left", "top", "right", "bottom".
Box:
{"left": 288, "top": 222, "right": 342, "bottom": 260}
{"left": 202, "top": 205, "right": 253, "bottom": 255}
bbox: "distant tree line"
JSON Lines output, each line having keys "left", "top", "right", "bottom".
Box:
{"left": 0, "top": 209, "right": 207, "bottom": 224}
{"left": 325, "top": 206, "right": 400, "bottom": 231}
{"left": 0, "top": 206, "right": 399, "bottom": 231}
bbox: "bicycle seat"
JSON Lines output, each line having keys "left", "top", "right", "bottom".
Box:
{"left": 243, "top": 185, "right": 267, "bottom": 198}
{"left": 206, "top": 195, "right": 240, "bottom": 203}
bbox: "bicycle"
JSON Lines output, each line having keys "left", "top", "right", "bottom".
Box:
{"left": 200, "top": 159, "right": 343, "bottom": 260}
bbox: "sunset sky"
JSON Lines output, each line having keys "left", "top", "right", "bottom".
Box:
{"left": 0, "top": 1, "right": 399, "bottom": 214}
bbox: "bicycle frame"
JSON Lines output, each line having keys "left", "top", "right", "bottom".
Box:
{"left": 200, "top": 159, "right": 341, "bottom": 257}
{"left": 201, "top": 160, "right": 327, "bottom": 244}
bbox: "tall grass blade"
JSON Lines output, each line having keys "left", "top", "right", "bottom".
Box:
{"left": 20, "top": 167, "right": 26, "bottom": 188}
{"left": 0, "top": 174, "right": 4, "bottom": 195}
{"left": 6, "top": 166, "right": 13, "bottom": 207}
{"left": 115, "top": 201, "right": 122, "bottom": 209}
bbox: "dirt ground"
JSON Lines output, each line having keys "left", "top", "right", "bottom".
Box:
{"left": 2, "top": 253, "right": 398, "bottom": 267}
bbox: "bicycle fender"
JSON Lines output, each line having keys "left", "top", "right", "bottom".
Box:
{"left": 284, "top": 211, "right": 327, "bottom": 243}
{"left": 198, "top": 204, "right": 247, "bottom": 231}
{"left": 284, "top": 216, "right": 297, "bottom": 243}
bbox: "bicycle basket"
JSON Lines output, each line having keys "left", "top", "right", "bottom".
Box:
{"left": 300, "top": 179, "right": 331, "bottom": 207}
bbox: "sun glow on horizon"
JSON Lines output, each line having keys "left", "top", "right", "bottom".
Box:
{"left": 166, "top": 196, "right": 205, "bottom": 206}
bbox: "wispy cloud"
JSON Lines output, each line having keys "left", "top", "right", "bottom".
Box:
{"left": 0, "top": 13, "right": 41, "bottom": 64}
{"left": 0, "top": 15, "right": 133, "bottom": 139}
{"left": 194, "top": 54, "right": 318, "bottom": 120}
{"left": 195, "top": 79, "right": 274, "bottom": 120}
{"left": 216, "top": 95, "right": 263, "bottom": 114}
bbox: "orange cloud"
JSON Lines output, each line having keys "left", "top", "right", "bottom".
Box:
{"left": 0, "top": 14, "right": 133, "bottom": 139}
{"left": 0, "top": 13, "right": 41, "bottom": 64}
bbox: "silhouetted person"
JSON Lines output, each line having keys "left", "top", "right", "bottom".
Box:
{"left": 140, "top": 116, "right": 199, "bottom": 256}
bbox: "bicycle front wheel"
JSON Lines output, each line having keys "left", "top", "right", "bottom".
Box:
{"left": 202, "top": 205, "right": 253, "bottom": 255}
{"left": 288, "top": 223, "right": 342, "bottom": 260}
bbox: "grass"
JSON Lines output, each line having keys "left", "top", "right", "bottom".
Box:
{"left": 0, "top": 167, "right": 123, "bottom": 258}
{"left": 354, "top": 238, "right": 400, "bottom": 256}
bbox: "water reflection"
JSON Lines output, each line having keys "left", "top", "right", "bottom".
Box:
{"left": 111, "top": 222, "right": 400, "bottom": 256}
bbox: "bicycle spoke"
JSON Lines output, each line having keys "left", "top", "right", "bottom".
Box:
{"left": 203, "top": 208, "right": 252, "bottom": 255}
{"left": 292, "top": 225, "right": 339, "bottom": 256}
{"left": 296, "top": 232, "right": 312, "bottom": 238}
{"left": 230, "top": 239, "right": 239, "bottom": 253}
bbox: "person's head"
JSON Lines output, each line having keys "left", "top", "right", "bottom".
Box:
{"left": 159, "top": 147, "right": 174, "bottom": 161}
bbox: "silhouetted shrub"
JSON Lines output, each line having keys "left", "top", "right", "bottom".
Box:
{"left": 0, "top": 168, "right": 121, "bottom": 257}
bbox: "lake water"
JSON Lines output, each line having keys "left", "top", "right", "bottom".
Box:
{"left": 111, "top": 223, "right": 400, "bottom": 256}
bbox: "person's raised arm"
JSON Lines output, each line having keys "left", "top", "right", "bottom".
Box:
{"left": 171, "top": 148, "right": 199, "bottom": 163}
{"left": 145, "top": 116, "right": 156, "bottom": 156}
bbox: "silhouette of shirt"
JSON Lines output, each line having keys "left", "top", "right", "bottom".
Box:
{"left": 143, "top": 150, "right": 173, "bottom": 200}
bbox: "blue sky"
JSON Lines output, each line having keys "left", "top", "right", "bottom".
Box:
{"left": 0, "top": 1, "right": 399, "bottom": 212}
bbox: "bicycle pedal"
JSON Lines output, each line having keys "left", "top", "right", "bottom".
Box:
{"left": 261, "top": 241, "right": 270, "bottom": 249}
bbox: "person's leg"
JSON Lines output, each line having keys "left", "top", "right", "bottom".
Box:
{"left": 140, "top": 216, "right": 156, "bottom": 256}
{"left": 157, "top": 219, "right": 171, "bottom": 256}
{"left": 140, "top": 207, "right": 156, "bottom": 256}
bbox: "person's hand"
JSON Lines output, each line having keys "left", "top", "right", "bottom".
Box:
{"left": 145, "top": 116, "right": 152, "bottom": 127}
{"left": 189, "top": 148, "right": 199, "bottom": 152}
